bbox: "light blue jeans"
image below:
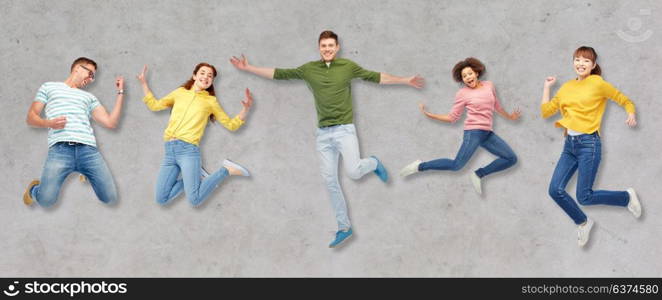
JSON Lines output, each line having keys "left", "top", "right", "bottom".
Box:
{"left": 155, "top": 140, "right": 229, "bottom": 206}
{"left": 316, "top": 124, "right": 378, "bottom": 231}
{"left": 31, "top": 142, "right": 117, "bottom": 207}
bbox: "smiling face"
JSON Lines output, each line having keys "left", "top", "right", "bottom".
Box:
{"left": 192, "top": 66, "right": 215, "bottom": 91}
{"left": 461, "top": 67, "right": 479, "bottom": 88}
{"left": 319, "top": 38, "right": 339, "bottom": 62}
{"left": 573, "top": 55, "right": 596, "bottom": 79}
{"left": 74, "top": 63, "right": 96, "bottom": 88}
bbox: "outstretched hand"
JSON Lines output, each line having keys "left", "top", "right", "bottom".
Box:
{"left": 230, "top": 55, "right": 249, "bottom": 70}
{"left": 137, "top": 65, "right": 148, "bottom": 83}
{"left": 507, "top": 107, "right": 522, "bottom": 120}
{"left": 409, "top": 75, "right": 425, "bottom": 89}
{"left": 418, "top": 102, "right": 428, "bottom": 114}
{"left": 242, "top": 88, "right": 254, "bottom": 109}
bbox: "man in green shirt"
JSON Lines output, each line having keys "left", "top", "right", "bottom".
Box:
{"left": 230, "top": 30, "right": 423, "bottom": 248}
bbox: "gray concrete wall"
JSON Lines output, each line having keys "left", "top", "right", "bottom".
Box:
{"left": 1, "top": 0, "right": 660, "bottom": 277}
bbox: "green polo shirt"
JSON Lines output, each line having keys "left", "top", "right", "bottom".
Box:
{"left": 273, "top": 58, "right": 381, "bottom": 128}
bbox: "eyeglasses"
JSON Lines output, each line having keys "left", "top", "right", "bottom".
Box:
{"left": 79, "top": 65, "right": 95, "bottom": 80}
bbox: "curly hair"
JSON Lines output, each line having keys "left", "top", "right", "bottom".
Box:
{"left": 452, "top": 57, "right": 485, "bottom": 82}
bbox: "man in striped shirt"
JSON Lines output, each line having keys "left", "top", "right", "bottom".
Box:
{"left": 23, "top": 57, "right": 125, "bottom": 207}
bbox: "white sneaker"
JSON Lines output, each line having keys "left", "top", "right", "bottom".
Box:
{"left": 577, "top": 218, "right": 595, "bottom": 248}
{"left": 223, "top": 159, "right": 250, "bottom": 177}
{"left": 470, "top": 172, "right": 482, "bottom": 195}
{"left": 399, "top": 160, "right": 421, "bottom": 177}
{"left": 626, "top": 188, "right": 641, "bottom": 218}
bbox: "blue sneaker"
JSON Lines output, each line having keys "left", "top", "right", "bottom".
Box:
{"left": 329, "top": 228, "right": 353, "bottom": 248}
{"left": 371, "top": 156, "right": 388, "bottom": 183}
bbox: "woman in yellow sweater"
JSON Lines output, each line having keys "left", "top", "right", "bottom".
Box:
{"left": 137, "top": 63, "right": 253, "bottom": 206}
{"left": 541, "top": 46, "right": 641, "bottom": 247}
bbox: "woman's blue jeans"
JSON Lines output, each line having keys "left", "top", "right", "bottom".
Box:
{"left": 155, "top": 140, "right": 229, "bottom": 206}
{"left": 418, "top": 129, "right": 517, "bottom": 178}
{"left": 547, "top": 133, "right": 629, "bottom": 224}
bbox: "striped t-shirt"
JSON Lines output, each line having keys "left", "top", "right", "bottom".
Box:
{"left": 35, "top": 82, "right": 100, "bottom": 147}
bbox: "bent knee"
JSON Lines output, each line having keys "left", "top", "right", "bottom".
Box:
{"left": 508, "top": 154, "right": 518, "bottom": 165}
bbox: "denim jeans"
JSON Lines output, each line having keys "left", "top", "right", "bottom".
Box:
{"left": 155, "top": 140, "right": 229, "bottom": 206}
{"left": 418, "top": 129, "right": 517, "bottom": 178}
{"left": 316, "top": 124, "right": 378, "bottom": 231}
{"left": 548, "top": 133, "right": 629, "bottom": 225}
{"left": 31, "top": 142, "right": 117, "bottom": 207}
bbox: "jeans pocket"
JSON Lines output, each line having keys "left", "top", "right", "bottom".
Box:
{"left": 578, "top": 134, "right": 597, "bottom": 145}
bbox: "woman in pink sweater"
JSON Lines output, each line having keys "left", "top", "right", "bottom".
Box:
{"left": 400, "top": 58, "right": 520, "bottom": 195}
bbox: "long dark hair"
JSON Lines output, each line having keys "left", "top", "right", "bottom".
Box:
{"left": 180, "top": 62, "right": 218, "bottom": 122}
{"left": 573, "top": 46, "right": 602, "bottom": 75}
{"left": 181, "top": 62, "right": 218, "bottom": 95}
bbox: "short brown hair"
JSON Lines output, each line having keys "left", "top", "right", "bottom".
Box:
{"left": 70, "top": 57, "right": 97, "bottom": 72}
{"left": 452, "top": 57, "right": 485, "bottom": 82}
{"left": 318, "top": 30, "right": 339, "bottom": 44}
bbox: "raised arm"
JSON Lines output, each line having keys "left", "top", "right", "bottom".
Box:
{"left": 211, "top": 88, "right": 254, "bottom": 132}
{"left": 540, "top": 76, "right": 559, "bottom": 118}
{"left": 92, "top": 76, "right": 125, "bottom": 129}
{"left": 230, "top": 55, "right": 275, "bottom": 79}
{"left": 380, "top": 73, "right": 425, "bottom": 88}
{"left": 137, "top": 64, "right": 154, "bottom": 96}
{"left": 419, "top": 103, "right": 452, "bottom": 123}
{"left": 136, "top": 65, "right": 174, "bottom": 111}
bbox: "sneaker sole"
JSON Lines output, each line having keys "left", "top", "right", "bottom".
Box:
{"left": 578, "top": 220, "right": 594, "bottom": 247}
{"left": 627, "top": 188, "right": 641, "bottom": 218}
{"left": 399, "top": 161, "right": 421, "bottom": 177}
{"left": 23, "top": 180, "right": 39, "bottom": 206}
{"left": 371, "top": 156, "right": 388, "bottom": 182}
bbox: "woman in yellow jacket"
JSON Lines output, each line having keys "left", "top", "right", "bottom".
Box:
{"left": 137, "top": 63, "right": 253, "bottom": 206}
{"left": 541, "top": 46, "right": 641, "bottom": 247}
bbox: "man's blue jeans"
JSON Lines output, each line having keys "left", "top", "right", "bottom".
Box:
{"left": 418, "top": 129, "right": 517, "bottom": 178}
{"left": 316, "top": 124, "right": 378, "bottom": 231}
{"left": 31, "top": 142, "right": 117, "bottom": 207}
{"left": 155, "top": 140, "right": 229, "bottom": 206}
{"left": 548, "top": 133, "right": 630, "bottom": 225}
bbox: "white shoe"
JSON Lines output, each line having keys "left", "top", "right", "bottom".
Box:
{"left": 626, "top": 188, "right": 641, "bottom": 218}
{"left": 201, "top": 166, "right": 210, "bottom": 178}
{"left": 470, "top": 172, "right": 482, "bottom": 195}
{"left": 223, "top": 159, "right": 250, "bottom": 177}
{"left": 577, "top": 218, "right": 595, "bottom": 247}
{"left": 399, "top": 160, "right": 421, "bottom": 177}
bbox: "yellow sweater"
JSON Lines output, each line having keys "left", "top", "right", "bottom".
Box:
{"left": 143, "top": 87, "right": 244, "bottom": 146}
{"left": 541, "top": 75, "right": 635, "bottom": 134}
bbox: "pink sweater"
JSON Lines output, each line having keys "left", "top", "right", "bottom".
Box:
{"left": 448, "top": 81, "right": 503, "bottom": 131}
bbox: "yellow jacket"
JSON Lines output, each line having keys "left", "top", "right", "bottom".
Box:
{"left": 541, "top": 75, "right": 635, "bottom": 134}
{"left": 143, "top": 87, "right": 244, "bottom": 146}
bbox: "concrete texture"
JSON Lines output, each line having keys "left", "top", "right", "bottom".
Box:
{"left": 1, "top": 0, "right": 661, "bottom": 277}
